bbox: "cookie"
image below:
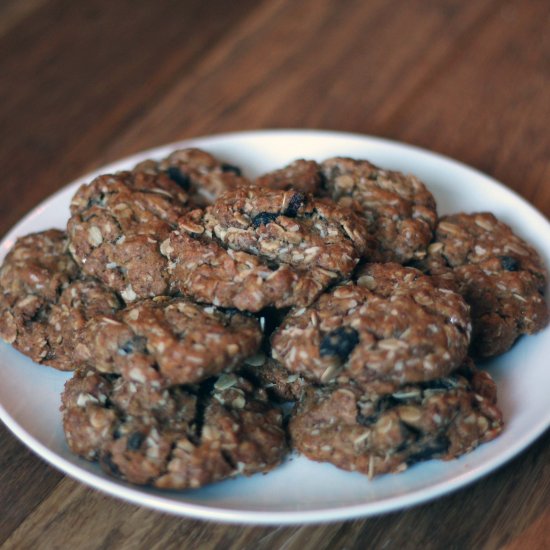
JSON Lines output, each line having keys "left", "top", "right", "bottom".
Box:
{"left": 67, "top": 171, "right": 189, "bottom": 301}
{"left": 241, "top": 356, "right": 308, "bottom": 403}
{"left": 320, "top": 157, "right": 437, "bottom": 264}
{"left": 76, "top": 297, "right": 263, "bottom": 386}
{"left": 62, "top": 369, "right": 287, "bottom": 489}
{"left": 47, "top": 280, "right": 123, "bottom": 370}
{"left": 419, "top": 212, "right": 549, "bottom": 357}
{"left": 289, "top": 359, "right": 503, "bottom": 478}
{"left": 272, "top": 263, "right": 471, "bottom": 393}
{"left": 134, "top": 148, "right": 250, "bottom": 206}
{"left": 0, "top": 230, "right": 78, "bottom": 365}
{"left": 255, "top": 159, "right": 323, "bottom": 194}
{"left": 162, "top": 186, "right": 372, "bottom": 312}
{"left": 161, "top": 229, "right": 300, "bottom": 312}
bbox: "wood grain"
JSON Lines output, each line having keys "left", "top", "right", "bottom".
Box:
{"left": 0, "top": 0, "right": 548, "bottom": 548}
{"left": 0, "top": 0, "right": 259, "bottom": 236}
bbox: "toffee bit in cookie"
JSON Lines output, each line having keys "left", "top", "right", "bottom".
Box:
{"left": 166, "top": 166, "right": 191, "bottom": 191}
{"left": 319, "top": 326, "right": 359, "bottom": 362}
{"left": 251, "top": 211, "right": 280, "bottom": 228}
{"left": 284, "top": 192, "right": 306, "bottom": 218}
{"left": 500, "top": 255, "right": 520, "bottom": 272}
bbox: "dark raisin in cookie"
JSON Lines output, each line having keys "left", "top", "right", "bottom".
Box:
{"left": 320, "top": 157, "right": 437, "bottom": 264}
{"left": 272, "top": 263, "right": 471, "bottom": 394}
{"left": 67, "top": 171, "right": 189, "bottom": 302}
{"left": 134, "top": 148, "right": 250, "bottom": 206}
{"left": 161, "top": 186, "right": 372, "bottom": 312}
{"left": 62, "top": 369, "right": 287, "bottom": 489}
{"left": 76, "top": 297, "right": 263, "bottom": 386}
{"left": 419, "top": 212, "right": 549, "bottom": 357}
{"left": 289, "top": 359, "right": 503, "bottom": 478}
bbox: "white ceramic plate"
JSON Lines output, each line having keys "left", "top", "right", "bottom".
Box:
{"left": 1, "top": 130, "right": 549, "bottom": 525}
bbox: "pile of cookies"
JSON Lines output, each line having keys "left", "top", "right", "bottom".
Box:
{"left": 0, "top": 148, "right": 547, "bottom": 488}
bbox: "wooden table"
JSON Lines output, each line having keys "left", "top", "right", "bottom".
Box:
{"left": 1, "top": 0, "right": 549, "bottom": 548}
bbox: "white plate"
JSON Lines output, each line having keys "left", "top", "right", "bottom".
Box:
{"left": 1, "top": 130, "right": 549, "bottom": 525}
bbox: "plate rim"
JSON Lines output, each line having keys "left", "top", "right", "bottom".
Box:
{"left": 1, "top": 128, "right": 549, "bottom": 525}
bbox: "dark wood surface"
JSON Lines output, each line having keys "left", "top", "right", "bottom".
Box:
{"left": 1, "top": 1, "right": 549, "bottom": 548}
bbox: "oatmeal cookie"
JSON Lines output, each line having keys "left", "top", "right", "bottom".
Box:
{"left": 241, "top": 356, "right": 308, "bottom": 403}
{"left": 419, "top": 212, "right": 548, "bottom": 357}
{"left": 162, "top": 186, "right": 372, "bottom": 311}
{"left": 62, "top": 369, "right": 287, "bottom": 489}
{"left": 76, "top": 297, "right": 263, "bottom": 386}
{"left": 0, "top": 230, "right": 78, "bottom": 364}
{"left": 272, "top": 263, "right": 471, "bottom": 393}
{"left": 320, "top": 157, "right": 437, "bottom": 264}
{"left": 134, "top": 148, "right": 250, "bottom": 206}
{"left": 289, "top": 359, "right": 503, "bottom": 477}
{"left": 255, "top": 159, "right": 323, "bottom": 194}
{"left": 47, "top": 279, "right": 122, "bottom": 370}
{"left": 67, "top": 171, "right": 189, "bottom": 302}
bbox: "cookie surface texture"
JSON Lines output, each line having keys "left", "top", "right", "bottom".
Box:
{"left": 272, "top": 263, "right": 471, "bottom": 393}
{"left": 320, "top": 157, "right": 437, "bottom": 264}
{"left": 0, "top": 230, "right": 77, "bottom": 367}
{"left": 62, "top": 369, "right": 287, "bottom": 488}
{"left": 67, "top": 171, "right": 189, "bottom": 301}
{"left": 163, "top": 186, "right": 371, "bottom": 312}
{"left": 289, "top": 359, "right": 503, "bottom": 477}
{"left": 134, "top": 148, "right": 250, "bottom": 206}
{"left": 77, "top": 297, "right": 263, "bottom": 386}
{"left": 421, "top": 212, "right": 548, "bottom": 357}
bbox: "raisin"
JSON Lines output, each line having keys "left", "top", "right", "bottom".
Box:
{"left": 221, "top": 163, "right": 242, "bottom": 176}
{"left": 318, "top": 170, "right": 328, "bottom": 190}
{"left": 285, "top": 192, "right": 306, "bottom": 217}
{"left": 118, "top": 336, "right": 147, "bottom": 356}
{"left": 251, "top": 212, "right": 279, "bottom": 228}
{"left": 87, "top": 192, "right": 106, "bottom": 208}
{"left": 357, "top": 395, "right": 399, "bottom": 426}
{"left": 127, "top": 431, "right": 146, "bottom": 451}
{"left": 319, "top": 326, "right": 359, "bottom": 361}
{"left": 376, "top": 394, "right": 399, "bottom": 412}
{"left": 357, "top": 412, "right": 377, "bottom": 427}
{"left": 166, "top": 166, "right": 191, "bottom": 191}
{"left": 500, "top": 255, "right": 520, "bottom": 272}
{"left": 421, "top": 378, "right": 457, "bottom": 391}
{"left": 405, "top": 436, "right": 450, "bottom": 466}
{"left": 101, "top": 452, "right": 121, "bottom": 476}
